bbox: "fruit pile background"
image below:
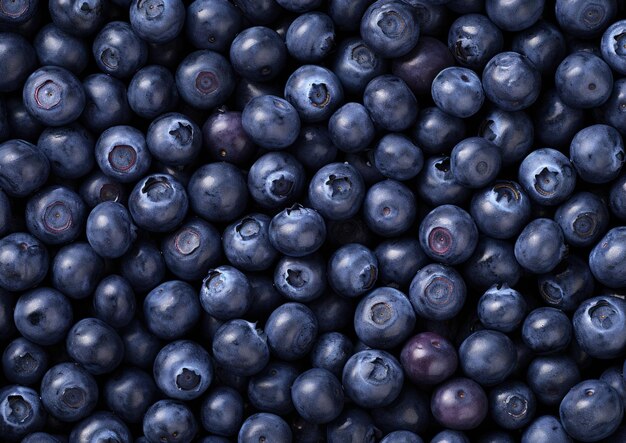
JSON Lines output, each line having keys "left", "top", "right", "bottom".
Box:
{"left": 2, "top": 0, "right": 626, "bottom": 441}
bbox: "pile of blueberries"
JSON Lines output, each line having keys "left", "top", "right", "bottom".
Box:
{"left": 5, "top": 0, "right": 626, "bottom": 441}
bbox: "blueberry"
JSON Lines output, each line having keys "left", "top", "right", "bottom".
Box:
{"left": 4, "top": 97, "right": 44, "bottom": 143}
{"left": 48, "top": 0, "right": 105, "bottom": 36}
{"left": 142, "top": 400, "right": 198, "bottom": 443}
{"left": 211, "top": 319, "right": 270, "bottom": 377}
{"left": 269, "top": 204, "right": 326, "bottom": 257}
{"left": 393, "top": 36, "right": 455, "bottom": 96}
{"left": 380, "top": 431, "right": 423, "bottom": 443}
{"left": 342, "top": 349, "right": 404, "bottom": 408}
{"left": 40, "top": 362, "right": 98, "bottom": 422}
{"left": 482, "top": 52, "right": 541, "bottom": 111}
{"left": 21, "top": 433, "right": 64, "bottom": 443}
{"left": 230, "top": 26, "right": 285, "bottom": 82}
{"left": 328, "top": 243, "right": 378, "bottom": 298}
{"left": 450, "top": 137, "right": 501, "bottom": 189}
{"left": 331, "top": 37, "right": 387, "bottom": 95}
{"left": 246, "top": 274, "right": 284, "bottom": 321}
{"left": 153, "top": 340, "right": 212, "bottom": 401}
{"left": 354, "top": 287, "right": 415, "bottom": 349}
{"left": 522, "top": 307, "right": 572, "bottom": 354}
{"left": 373, "top": 134, "right": 424, "bottom": 181}
{"left": 462, "top": 236, "right": 522, "bottom": 290}
{"left": 447, "top": 14, "right": 503, "bottom": 70}
{"left": 232, "top": 0, "right": 280, "bottom": 25}
{"left": 485, "top": 0, "right": 543, "bottom": 32}
{"left": 238, "top": 413, "right": 292, "bottom": 443}
{"left": 92, "top": 22, "right": 149, "bottom": 79}
{"left": 601, "top": 78, "right": 626, "bottom": 136}
{"left": 521, "top": 415, "right": 572, "bottom": 443}
{"left": 419, "top": 204, "right": 478, "bottom": 265}
{"left": 459, "top": 330, "right": 517, "bottom": 386}
{"left": 162, "top": 217, "right": 221, "bottom": 280}
{"left": 104, "top": 367, "right": 157, "bottom": 424}
{"left": 248, "top": 152, "right": 306, "bottom": 210}
{"left": 589, "top": 227, "right": 626, "bottom": 288}
{"left": 537, "top": 255, "right": 595, "bottom": 312}
{"left": 310, "top": 332, "right": 353, "bottom": 378}
{"left": 514, "top": 218, "right": 567, "bottom": 274}
{"left": 409, "top": 263, "right": 466, "bottom": 320}
{"left": 518, "top": 148, "right": 576, "bottom": 206}
{"left": 92, "top": 275, "right": 136, "bottom": 328}
{"left": 477, "top": 283, "right": 527, "bottom": 333}
{"left": 555, "top": 0, "right": 617, "bottom": 38}
{"left": 120, "top": 239, "right": 166, "bottom": 293}
{"left": 200, "top": 386, "right": 244, "bottom": 437}
{"left": 329, "top": 0, "right": 373, "bottom": 32}
{"left": 37, "top": 124, "right": 95, "bottom": 180}
{"left": 360, "top": 0, "right": 419, "bottom": 58}
{"left": 2, "top": 337, "right": 48, "bottom": 386}
{"left": 470, "top": 181, "right": 532, "bottom": 239}
{"left": 0, "top": 139, "right": 50, "bottom": 197}
{"left": 175, "top": 50, "right": 235, "bottom": 110}
{"left": 241, "top": 94, "right": 301, "bottom": 149}
{"left": 555, "top": 51, "right": 613, "bottom": 109}
{"left": 432, "top": 67, "right": 484, "bottom": 119}
{"left": 222, "top": 214, "right": 276, "bottom": 272}
{"left": 81, "top": 73, "right": 132, "bottom": 133}
{"left": 415, "top": 155, "right": 472, "bottom": 207}
{"left": 0, "top": 385, "right": 46, "bottom": 440}
{"left": 0, "top": 232, "right": 49, "bottom": 292}
{"left": 127, "top": 65, "right": 179, "bottom": 119}
{"left": 479, "top": 108, "right": 534, "bottom": 167}
{"left": 202, "top": 109, "right": 256, "bottom": 165}
{"left": 431, "top": 430, "right": 471, "bottom": 443}
{"left": 143, "top": 280, "right": 201, "bottom": 340}
{"left": 291, "top": 368, "right": 344, "bottom": 424}
{"left": 308, "top": 162, "right": 366, "bottom": 221}
{"left": 489, "top": 381, "right": 536, "bottom": 430}
{"left": 129, "top": 174, "right": 188, "bottom": 232}
{"left": 290, "top": 124, "right": 338, "bottom": 172}
{"left": 25, "top": 185, "right": 86, "bottom": 245}
{"left": 274, "top": 253, "right": 326, "bottom": 302}
{"left": 560, "top": 379, "right": 623, "bottom": 442}
{"left": 284, "top": 65, "right": 344, "bottom": 123}
{"left": 286, "top": 12, "right": 335, "bottom": 63}
{"left": 431, "top": 377, "right": 488, "bottom": 431}
{"left": 247, "top": 360, "right": 299, "bottom": 415}
{"left": 328, "top": 102, "right": 375, "bottom": 154}
{"left": 51, "top": 242, "right": 103, "bottom": 299}
{"left": 375, "top": 237, "right": 428, "bottom": 290}
{"left": 66, "top": 317, "right": 124, "bottom": 375}
{"left": 33, "top": 24, "right": 89, "bottom": 74}
{"left": 400, "top": 332, "right": 458, "bottom": 386}
{"left": 363, "top": 179, "right": 417, "bottom": 237}
{"left": 570, "top": 124, "right": 624, "bottom": 184}
{"left": 200, "top": 265, "right": 252, "bottom": 320}
{"left": 69, "top": 411, "right": 132, "bottom": 443}
{"left": 327, "top": 408, "right": 381, "bottom": 443}
{"left": 266, "top": 302, "right": 318, "bottom": 361}
{"left": 0, "top": 32, "right": 37, "bottom": 93}
{"left": 129, "top": 0, "right": 185, "bottom": 44}
{"left": 186, "top": 0, "right": 242, "bottom": 52}
{"left": 120, "top": 319, "right": 162, "bottom": 370}
{"left": 95, "top": 125, "right": 152, "bottom": 183}
{"left": 555, "top": 191, "right": 610, "bottom": 248}
{"left": 187, "top": 161, "right": 248, "bottom": 223}
{"left": 0, "top": 0, "right": 37, "bottom": 24}
{"left": 526, "top": 354, "right": 581, "bottom": 406}
{"left": 601, "top": 19, "right": 626, "bottom": 74}
{"left": 371, "top": 386, "right": 430, "bottom": 435}
{"left": 86, "top": 201, "right": 137, "bottom": 258}
{"left": 572, "top": 296, "right": 626, "bottom": 359}
{"left": 511, "top": 20, "right": 567, "bottom": 75}
{"left": 363, "top": 75, "right": 418, "bottom": 132}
